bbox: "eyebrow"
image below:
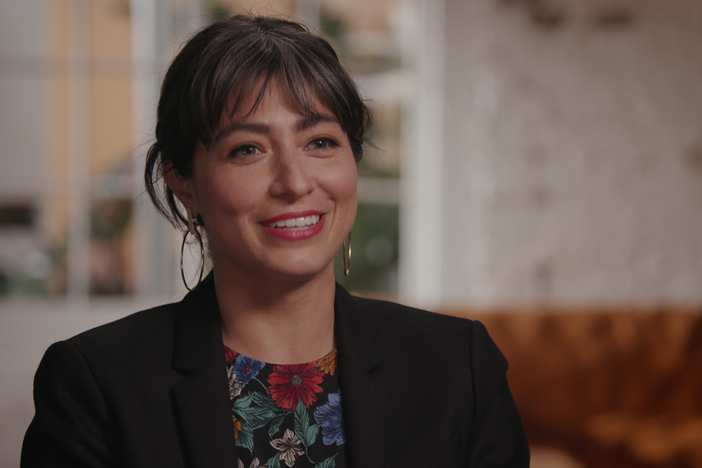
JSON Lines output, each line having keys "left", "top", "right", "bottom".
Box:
{"left": 296, "top": 113, "right": 339, "bottom": 131}
{"left": 212, "top": 123, "right": 269, "bottom": 145}
{"left": 212, "top": 113, "right": 340, "bottom": 145}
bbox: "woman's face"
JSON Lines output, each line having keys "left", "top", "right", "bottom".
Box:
{"left": 169, "top": 80, "right": 357, "bottom": 283}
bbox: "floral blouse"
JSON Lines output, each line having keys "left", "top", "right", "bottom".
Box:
{"left": 225, "top": 346, "right": 347, "bottom": 468}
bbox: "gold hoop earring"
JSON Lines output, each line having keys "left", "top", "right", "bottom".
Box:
{"left": 342, "top": 232, "right": 352, "bottom": 277}
{"left": 180, "top": 210, "right": 205, "bottom": 291}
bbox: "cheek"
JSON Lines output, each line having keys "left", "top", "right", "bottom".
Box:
{"left": 195, "top": 170, "right": 261, "bottom": 224}
{"left": 327, "top": 159, "right": 358, "bottom": 229}
{"left": 328, "top": 159, "right": 358, "bottom": 202}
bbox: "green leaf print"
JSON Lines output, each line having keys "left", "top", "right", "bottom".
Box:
{"left": 268, "top": 413, "right": 287, "bottom": 439}
{"left": 236, "top": 419, "right": 255, "bottom": 454}
{"left": 248, "top": 406, "right": 280, "bottom": 430}
{"left": 253, "top": 391, "right": 281, "bottom": 412}
{"left": 266, "top": 454, "right": 281, "bottom": 468}
{"left": 234, "top": 391, "right": 286, "bottom": 431}
{"left": 294, "top": 399, "right": 319, "bottom": 447}
{"left": 232, "top": 393, "right": 256, "bottom": 411}
{"left": 315, "top": 455, "right": 337, "bottom": 468}
{"left": 305, "top": 425, "right": 320, "bottom": 447}
{"left": 294, "top": 399, "right": 308, "bottom": 435}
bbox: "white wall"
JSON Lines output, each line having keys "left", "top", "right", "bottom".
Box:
{"left": 402, "top": 0, "right": 702, "bottom": 307}
{"left": 0, "top": 0, "right": 49, "bottom": 199}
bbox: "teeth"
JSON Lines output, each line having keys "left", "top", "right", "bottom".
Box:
{"left": 267, "top": 215, "right": 320, "bottom": 229}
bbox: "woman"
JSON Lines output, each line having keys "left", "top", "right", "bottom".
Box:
{"left": 21, "top": 15, "right": 529, "bottom": 468}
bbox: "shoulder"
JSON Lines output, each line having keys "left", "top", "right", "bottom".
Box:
{"left": 351, "top": 294, "right": 475, "bottom": 338}
{"left": 337, "top": 286, "right": 497, "bottom": 369}
{"left": 352, "top": 293, "right": 470, "bottom": 326}
{"left": 64, "top": 273, "right": 219, "bottom": 357}
{"left": 34, "top": 301, "right": 186, "bottom": 392}
{"left": 23, "top": 301, "right": 194, "bottom": 468}
{"left": 31, "top": 300, "right": 192, "bottom": 415}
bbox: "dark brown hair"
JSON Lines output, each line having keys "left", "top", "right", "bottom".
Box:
{"left": 144, "top": 15, "right": 372, "bottom": 229}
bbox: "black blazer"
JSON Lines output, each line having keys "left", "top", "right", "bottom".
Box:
{"left": 22, "top": 275, "right": 529, "bottom": 468}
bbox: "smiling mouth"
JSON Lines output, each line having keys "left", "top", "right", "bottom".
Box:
{"left": 263, "top": 215, "right": 321, "bottom": 230}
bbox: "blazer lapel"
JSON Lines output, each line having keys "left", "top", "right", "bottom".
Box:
{"left": 168, "top": 278, "right": 388, "bottom": 467}
{"left": 335, "top": 284, "right": 388, "bottom": 468}
{"left": 171, "top": 274, "right": 239, "bottom": 468}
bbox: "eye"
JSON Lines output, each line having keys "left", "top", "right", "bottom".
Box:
{"left": 306, "top": 137, "right": 339, "bottom": 151}
{"left": 229, "top": 144, "right": 261, "bottom": 158}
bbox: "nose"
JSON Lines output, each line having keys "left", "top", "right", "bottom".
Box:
{"left": 268, "top": 149, "right": 315, "bottom": 200}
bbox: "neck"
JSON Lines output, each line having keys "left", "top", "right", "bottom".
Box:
{"left": 214, "top": 263, "right": 337, "bottom": 365}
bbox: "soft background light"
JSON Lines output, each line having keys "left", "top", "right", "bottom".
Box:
{"left": 1, "top": 1, "right": 701, "bottom": 467}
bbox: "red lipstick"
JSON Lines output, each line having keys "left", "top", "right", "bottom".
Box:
{"left": 262, "top": 211, "right": 325, "bottom": 240}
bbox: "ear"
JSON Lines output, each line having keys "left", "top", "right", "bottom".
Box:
{"left": 163, "top": 162, "right": 199, "bottom": 218}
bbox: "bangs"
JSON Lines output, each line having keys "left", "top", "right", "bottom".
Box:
{"left": 182, "top": 22, "right": 366, "bottom": 159}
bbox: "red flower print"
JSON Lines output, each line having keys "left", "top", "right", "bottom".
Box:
{"left": 267, "top": 363, "right": 324, "bottom": 410}
{"left": 224, "top": 346, "right": 237, "bottom": 363}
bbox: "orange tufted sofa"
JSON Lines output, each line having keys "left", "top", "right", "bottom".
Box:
{"left": 443, "top": 308, "right": 702, "bottom": 468}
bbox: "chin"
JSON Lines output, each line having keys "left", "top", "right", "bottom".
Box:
{"left": 278, "top": 266, "right": 331, "bottom": 281}
{"left": 266, "top": 258, "right": 334, "bottom": 282}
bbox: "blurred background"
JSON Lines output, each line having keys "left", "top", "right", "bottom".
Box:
{"left": 1, "top": 0, "right": 701, "bottom": 467}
